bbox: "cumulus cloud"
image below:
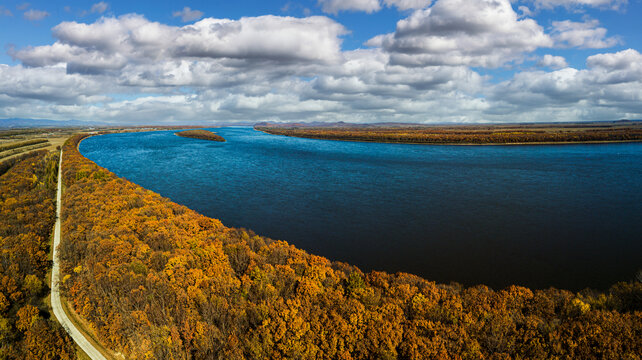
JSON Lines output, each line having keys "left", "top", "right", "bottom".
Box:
{"left": 517, "top": 5, "right": 534, "bottom": 18}
{"left": 383, "top": 0, "right": 433, "bottom": 10}
{"left": 585, "top": 48, "right": 642, "bottom": 84}
{"left": 3, "top": 7, "right": 642, "bottom": 124}
{"left": 318, "top": 0, "right": 381, "bottom": 14}
{"left": 23, "top": 8, "right": 49, "bottom": 21}
{"left": 172, "top": 7, "right": 204, "bottom": 22}
{"left": 524, "top": 0, "right": 627, "bottom": 10}
{"left": 489, "top": 48, "right": 642, "bottom": 121}
{"left": 90, "top": 2, "right": 108, "bottom": 14}
{"left": 12, "top": 14, "right": 348, "bottom": 75}
{"left": 11, "top": 42, "right": 128, "bottom": 74}
{"left": 368, "top": 0, "right": 551, "bottom": 67}
{"left": 172, "top": 16, "right": 346, "bottom": 63}
{"left": 308, "top": 49, "right": 484, "bottom": 105}
{"left": 536, "top": 54, "right": 568, "bottom": 68}
{"left": 0, "top": 64, "right": 109, "bottom": 104}
{"left": 551, "top": 19, "right": 620, "bottom": 48}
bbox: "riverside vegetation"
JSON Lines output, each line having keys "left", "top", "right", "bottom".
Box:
{"left": 255, "top": 121, "right": 642, "bottom": 145}
{"left": 176, "top": 129, "right": 226, "bottom": 142}
{"left": 0, "top": 150, "right": 76, "bottom": 359}
{"left": 57, "top": 133, "right": 641, "bottom": 359}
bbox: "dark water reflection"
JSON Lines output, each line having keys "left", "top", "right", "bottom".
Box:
{"left": 80, "top": 128, "right": 642, "bottom": 290}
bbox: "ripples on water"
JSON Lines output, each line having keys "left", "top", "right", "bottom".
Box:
{"left": 80, "top": 128, "right": 642, "bottom": 290}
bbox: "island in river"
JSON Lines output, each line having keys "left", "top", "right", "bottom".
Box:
{"left": 176, "top": 129, "right": 226, "bottom": 142}
{"left": 255, "top": 120, "right": 642, "bottom": 145}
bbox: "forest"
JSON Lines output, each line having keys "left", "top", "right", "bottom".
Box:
{"left": 0, "top": 139, "right": 49, "bottom": 153}
{"left": 255, "top": 122, "right": 642, "bottom": 145}
{"left": 176, "top": 130, "right": 226, "bottom": 142}
{"left": 0, "top": 150, "right": 76, "bottom": 359}
{"left": 57, "top": 133, "right": 641, "bottom": 359}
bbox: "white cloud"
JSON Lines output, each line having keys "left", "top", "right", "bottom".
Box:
{"left": 318, "top": 0, "right": 381, "bottom": 14}
{"left": 587, "top": 48, "right": 641, "bottom": 70}
{"left": 310, "top": 49, "right": 484, "bottom": 98}
{"left": 525, "top": 0, "right": 627, "bottom": 10}
{"left": 0, "top": 64, "right": 109, "bottom": 104}
{"left": 536, "top": 54, "right": 568, "bottom": 68}
{"left": 489, "top": 48, "right": 642, "bottom": 121}
{"left": 585, "top": 48, "right": 642, "bottom": 84}
{"left": 369, "top": 0, "right": 551, "bottom": 68}
{"left": 90, "top": 2, "right": 109, "bottom": 14}
{"left": 23, "top": 9, "right": 49, "bottom": 21}
{"left": 13, "top": 14, "right": 348, "bottom": 74}
{"left": 551, "top": 19, "right": 620, "bottom": 48}
{"left": 383, "top": 0, "right": 432, "bottom": 10}
{"left": 517, "top": 5, "right": 534, "bottom": 18}
{"left": 172, "top": 7, "right": 204, "bottom": 22}
{"left": 11, "top": 42, "right": 128, "bottom": 74}
{"left": 172, "top": 16, "right": 347, "bottom": 63}
{"left": 3, "top": 8, "right": 642, "bottom": 124}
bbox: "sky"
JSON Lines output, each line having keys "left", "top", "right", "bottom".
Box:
{"left": 0, "top": 0, "right": 641, "bottom": 124}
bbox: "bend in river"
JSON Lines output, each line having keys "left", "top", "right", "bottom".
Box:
{"left": 80, "top": 127, "right": 642, "bottom": 291}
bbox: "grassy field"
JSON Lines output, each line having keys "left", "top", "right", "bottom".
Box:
{"left": 0, "top": 125, "right": 204, "bottom": 163}
{"left": 255, "top": 121, "right": 642, "bottom": 145}
{"left": 0, "top": 129, "right": 78, "bottom": 162}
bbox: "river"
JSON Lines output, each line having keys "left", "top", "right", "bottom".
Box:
{"left": 80, "top": 128, "right": 642, "bottom": 290}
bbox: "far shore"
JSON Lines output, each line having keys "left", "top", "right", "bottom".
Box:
{"left": 255, "top": 129, "right": 642, "bottom": 146}
{"left": 255, "top": 121, "right": 642, "bottom": 146}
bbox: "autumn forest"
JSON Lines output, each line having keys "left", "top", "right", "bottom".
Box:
{"left": 255, "top": 122, "right": 642, "bottom": 145}
{"left": 0, "top": 150, "right": 75, "bottom": 358}
{"left": 52, "top": 134, "right": 642, "bottom": 358}
{"left": 0, "top": 131, "right": 639, "bottom": 359}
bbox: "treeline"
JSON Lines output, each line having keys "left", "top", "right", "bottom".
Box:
{"left": 59, "top": 134, "right": 641, "bottom": 359}
{"left": 0, "top": 139, "right": 49, "bottom": 153}
{"left": 176, "top": 129, "right": 226, "bottom": 142}
{"left": 255, "top": 126, "right": 642, "bottom": 144}
{"left": 0, "top": 151, "right": 53, "bottom": 178}
{"left": 0, "top": 150, "right": 75, "bottom": 359}
{"left": 0, "top": 143, "right": 52, "bottom": 161}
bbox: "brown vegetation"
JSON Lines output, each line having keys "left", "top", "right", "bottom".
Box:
{"left": 0, "top": 139, "right": 49, "bottom": 153}
{"left": 256, "top": 122, "right": 642, "bottom": 145}
{"left": 56, "top": 133, "right": 642, "bottom": 359}
{"left": 176, "top": 129, "right": 226, "bottom": 142}
{"left": 0, "top": 151, "right": 76, "bottom": 359}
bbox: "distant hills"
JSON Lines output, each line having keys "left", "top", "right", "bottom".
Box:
{"left": 0, "top": 118, "right": 260, "bottom": 129}
{"left": 3, "top": 118, "right": 640, "bottom": 130}
{"left": 0, "top": 118, "right": 110, "bottom": 129}
{"left": 254, "top": 121, "right": 420, "bottom": 128}
{"left": 255, "top": 119, "right": 642, "bottom": 128}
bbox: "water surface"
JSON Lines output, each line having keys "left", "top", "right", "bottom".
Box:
{"left": 80, "top": 128, "right": 642, "bottom": 290}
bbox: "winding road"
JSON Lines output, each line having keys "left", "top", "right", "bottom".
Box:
{"left": 51, "top": 149, "right": 108, "bottom": 360}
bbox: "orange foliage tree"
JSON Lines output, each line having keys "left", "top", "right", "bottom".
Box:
{"left": 60, "top": 134, "right": 641, "bottom": 359}
{"left": 0, "top": 151, "right": 75, "bottom": 359}
{"left": 256, "top": 125, "right": 642, "bottom": 144}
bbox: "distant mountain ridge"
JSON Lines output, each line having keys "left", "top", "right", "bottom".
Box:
{"left": 0, "top": 118, "right": 110, "bottom": 128}
{"left": 255, "top": 119, "right": 642, "bottom": 128}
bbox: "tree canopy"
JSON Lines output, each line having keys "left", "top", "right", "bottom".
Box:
{"left": 59, "top": 134, "right": 641, "bottom": 359}
{"left": 0, "top": 151, "right": 75, "bottom": 359}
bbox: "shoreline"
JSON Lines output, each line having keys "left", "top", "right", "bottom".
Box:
{"left": 255, "top": 129, "right": 642, "bottom": 146}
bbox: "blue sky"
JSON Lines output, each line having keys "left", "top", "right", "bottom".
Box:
{"left": 0, "top": 0, "right": 641, "bottom": 124}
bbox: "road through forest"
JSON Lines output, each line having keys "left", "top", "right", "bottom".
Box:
{"left": 51, "top": 149, "right": 108, "bottom": 360}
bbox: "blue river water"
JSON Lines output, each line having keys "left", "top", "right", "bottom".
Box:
{"left": 80, "top": 128, "right": 642, "bottom": 290}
